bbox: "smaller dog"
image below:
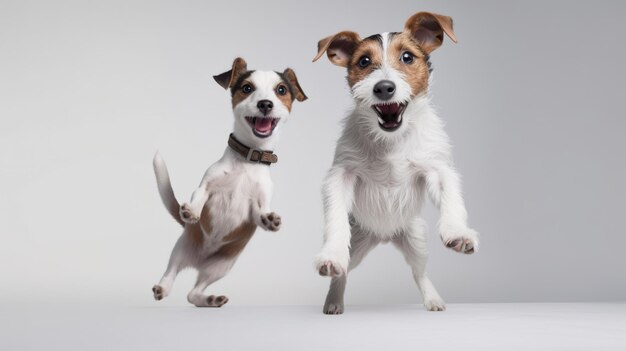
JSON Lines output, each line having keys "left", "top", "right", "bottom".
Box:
{"left": 152, "top": 57, "right": 306, "bottom": 307}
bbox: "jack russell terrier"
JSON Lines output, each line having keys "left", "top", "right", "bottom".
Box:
{"left": 313, "top": 12, "right": 478, "bottom": 314}
{"left": 152, "top": 57, "right": 307, "bottom": 307}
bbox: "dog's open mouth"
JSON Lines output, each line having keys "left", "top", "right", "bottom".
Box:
{"left": 372, "top": 102, "right": 406, "bottom": 131}
{"left": 245, "top": 117, "right": 279, "bottom": 138}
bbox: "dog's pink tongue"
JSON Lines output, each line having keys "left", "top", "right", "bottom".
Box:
{"left": 255, "top": 118, "right": 272, "bottom": 133}
{"left": 380, "top": 103, "right": 399, "bottom": 114}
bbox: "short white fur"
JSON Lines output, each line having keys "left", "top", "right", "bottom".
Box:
{"left": 152, "top": 70, "right": 293, "bottom": 307}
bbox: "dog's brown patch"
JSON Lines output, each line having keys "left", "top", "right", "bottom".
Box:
{"left": 388, "top": 33, "right": 430, "bottom": 97}
{"left": 215, "top": 221, "right": 257, "bottom": 258}
{"left": 186, "top": 224, "right": 204, "bottom": 247}
{"left": 275, "top": 82, "right": 293, "bottom": 111}
{"left": 231, "top": 80, "right": 255, "bottom": 108}
{"left": 347, "top": 39, "right": 383, "bottom": 87}
{"left": 184, "top": 206, "right": 212, "bottom": 247}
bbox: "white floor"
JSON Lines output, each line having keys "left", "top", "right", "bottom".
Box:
{"left": 1, "top": 303, "right": 625, "bottom": 350}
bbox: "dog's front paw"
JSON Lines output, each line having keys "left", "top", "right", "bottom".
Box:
{"left": 441, "top": 228, "right": 479, "bottom": 254}
{"left": 315, "top": 250, "right": 348, "bottom": 277}
{"left": 259, "top": 212, "right": 281, "bottom": 231}
{"left": 180, "top": 203, "right": 200, "bottom": 223}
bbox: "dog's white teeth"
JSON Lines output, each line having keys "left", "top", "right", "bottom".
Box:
{"left": 397, "top": 114, "right": 402, "bottom": 123}
{"left": 378, "top": 117, "right": 385, "bottom": 125}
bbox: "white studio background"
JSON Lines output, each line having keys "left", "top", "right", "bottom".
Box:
{"left": 1, "top": 0, "right": 625, "bottom": 307}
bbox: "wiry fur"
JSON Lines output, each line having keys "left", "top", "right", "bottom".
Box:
{"left": 314, "top": 13, "right": 478, "bottom": 315}
{"left": 152, "top": 59, "right": 305, "bottom": 307}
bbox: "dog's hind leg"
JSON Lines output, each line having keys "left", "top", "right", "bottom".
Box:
{"left": 392, "top": 218, "right": 445, "bottom": 311}
{"left": 152, "top": 237, "right": 189, "bottom": 301}
{"left": 323, "top": 226, "right": 379, "bottom": 315}
{"left": 187, "top": 258, "right": 234, "bottom": 307}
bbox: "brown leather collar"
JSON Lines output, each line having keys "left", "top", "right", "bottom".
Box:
{"left": 228, "top": 133, "right": 278, "bottom": 165}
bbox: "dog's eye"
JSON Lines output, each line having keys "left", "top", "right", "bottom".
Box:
{"left": 242, "top": 84, "right": 253, "bottom": 94}
{"left": 358, "top": 55, "right": 371, "bottom": 68}
{"left": 401, "top": 51, "right": 414, "bottom": 64}
{"left": 276, "top": 85, "right": 287, "bottom": 96}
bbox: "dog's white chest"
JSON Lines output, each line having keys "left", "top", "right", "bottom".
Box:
{"left": 202, "top": 166, "right": 267, "bottom": 242}
{"left": 210, "top": 172, "right": 250, "bottom": 213}
{"left": 351, "top": 159, "right": 424, "bottom": 237}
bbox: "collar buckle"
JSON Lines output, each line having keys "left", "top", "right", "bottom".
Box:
{"left": 246, "top": 148, "right": 260, "bottom": 162}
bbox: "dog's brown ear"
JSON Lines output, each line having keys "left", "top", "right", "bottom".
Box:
{"left": 404, "top": 12, "right": 457, "bottom": 54}
{"left": 312, "top": 31, "right": 361, "bottom": 67}
{"left": 282, "top": 68, "right": 307, "bottom": 102}
{"left": 213, "top": 57, "right": 248, "bottom": 89}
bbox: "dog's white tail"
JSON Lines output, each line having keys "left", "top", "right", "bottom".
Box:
{"left": 153, "top": 151, "right": 184, "bottom": 226}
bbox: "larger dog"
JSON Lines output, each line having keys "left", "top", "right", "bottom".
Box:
{"left": 313, "top": 12, "right": 478, "bottom": 314}
{"left": 152, "top": 57, "right": 306, "bottom": 307}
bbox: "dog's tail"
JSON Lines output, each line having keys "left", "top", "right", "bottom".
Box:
{"left": 153, "top": 151, "right": 184, "bottom": 226}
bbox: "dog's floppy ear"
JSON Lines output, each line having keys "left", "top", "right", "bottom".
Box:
{"left": 213, "top": 57, "right": 248, "bottom": 89}
{"left": 312, "top": 31, "right": 361, "bottom": 67}
{"left": 282, "top": 68, "right": 307, "bottom": 102}
{"left": 404, "top": 12, "right": 457, "bottom": 54}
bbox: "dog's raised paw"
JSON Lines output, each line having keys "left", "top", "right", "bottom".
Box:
{"left": 180, "top": 203, "right": 199, "bottom": 223}
{"left": 318, "top": 260, "right": 343, "bottom": 277}
{"left": 260, "top": 212, "right": 281, "bottom": 231}
{"left": 207, "top": 295, "right": 229, "bottom": 307}
{"left": 441, "top": 228, "right": 478, "bottom": 254}
{"left": 444, "top": 238, "right": 476, "bottom": 254}
{"left": 152, "top": 285, "right": 165, "bottom": 301}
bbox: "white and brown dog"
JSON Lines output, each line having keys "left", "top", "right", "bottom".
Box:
{"left": 313, "top": 12, "right": 478, "bottom": 314}
{"left": 152, "top": 57, "right": 306, "bottom": 307}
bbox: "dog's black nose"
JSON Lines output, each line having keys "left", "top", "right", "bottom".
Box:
{"left": 257, "top": 100, "right": 273, "bottom": 115}
{"left": 373, "top": 80, "right": 396, "bottom": 101}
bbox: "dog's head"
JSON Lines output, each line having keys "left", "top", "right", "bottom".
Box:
{"left": 214, "top": 58, "right": 307, "bottom": 148}
{"left": 313, "top": 12, "right": 456, "bottom": 138}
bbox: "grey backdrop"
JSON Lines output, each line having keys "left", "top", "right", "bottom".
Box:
{"left": 1, "top": 0, "right": 624, "bottom": 307}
